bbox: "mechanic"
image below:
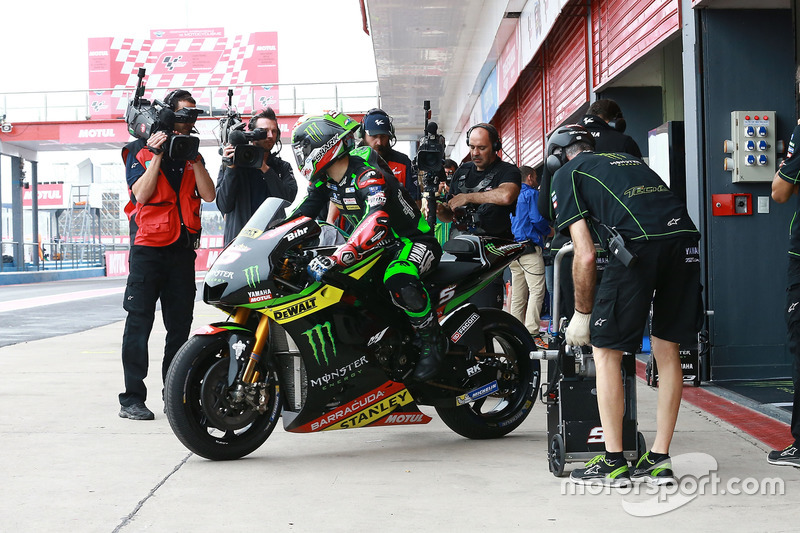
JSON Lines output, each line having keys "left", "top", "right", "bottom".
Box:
{"left": 548, "top": 124, "right": 702, "bottom": 487}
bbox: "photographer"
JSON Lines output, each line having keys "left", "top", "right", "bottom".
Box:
{"left": 436, "top": 123, "right": 520, "bottom": 308}
{"left": 547, "top": 125, "right": 701, "bottom": 487}
{"left": 119, "top": 89, "right": 215, "bottom": 421}
{"left": 216, "top": 107, "right": 298, "bottom": 245}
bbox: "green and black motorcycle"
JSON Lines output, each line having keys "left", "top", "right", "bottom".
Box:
{"left": 165, "top": 197, "right": 540, "bottom": 460}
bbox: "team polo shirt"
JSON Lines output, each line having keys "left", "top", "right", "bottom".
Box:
{"left": 551, "top": 152, "right": 699, "bottom": 242}
{"left": 778, "top": 150, "right": 800, "bottom": 257}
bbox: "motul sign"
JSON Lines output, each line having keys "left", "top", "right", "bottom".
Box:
{"left": 23, "top": 183, "right": 67, "bottom": 208}
{"left": 59, "top": 123, "right": 129, "bottom": 144}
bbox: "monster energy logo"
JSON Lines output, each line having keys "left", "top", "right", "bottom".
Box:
{"left": 244, "top": 265, "right": 260, "bottom": 288}
{"left": 302, "top": 321, "right": 336, "bottom": 365}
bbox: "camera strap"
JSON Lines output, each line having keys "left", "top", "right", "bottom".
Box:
{"left": 457, "top": 163, "right": 500, "bottom": 195}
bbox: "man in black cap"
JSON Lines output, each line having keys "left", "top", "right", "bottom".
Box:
{"left": 358, "top": 108, "right": 420, "bottom": 204}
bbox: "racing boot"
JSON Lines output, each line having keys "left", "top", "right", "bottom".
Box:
{"left": 410, "top": 311, "right": 446, "bottom": 382}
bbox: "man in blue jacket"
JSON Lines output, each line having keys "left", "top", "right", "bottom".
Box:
{"left": 509, "top": 166, "right": 551, "bottom": 345}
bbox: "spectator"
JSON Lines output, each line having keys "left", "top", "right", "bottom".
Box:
{"left": 509, "top": 166, "right": 551, "bottom": 346}
{"left": 216, "top": 107, "right": 298, "bottom": 245}
{"left": 118, "top": 89, "right": 215, "bottom": 420}
{"left": 548, "top": 124, "right": 702, "bottom": 488}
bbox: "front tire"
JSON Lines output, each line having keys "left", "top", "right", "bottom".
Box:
{"left": 436, "top": 309, "right": 540, "bottom": 439}
{"left": 165, "top": 335, "right": 281, "bottom": 460}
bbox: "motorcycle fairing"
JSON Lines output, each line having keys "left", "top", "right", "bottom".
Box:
{"left": 262, "top": 253, "right": 383, "bottom": 325}
{"left": 295, "top": 380, "right": 417, "bottom": 432}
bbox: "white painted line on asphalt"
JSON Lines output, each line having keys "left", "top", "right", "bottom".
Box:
{"left": 0, "top": 287, "right": 126, "bottom": 313}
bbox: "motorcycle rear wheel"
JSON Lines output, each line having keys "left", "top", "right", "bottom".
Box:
{"left": 436, "top": 308, "right": 540, "bottom": 439}
{"left": 165, "top": 335, "right": 281, "bottom": 460}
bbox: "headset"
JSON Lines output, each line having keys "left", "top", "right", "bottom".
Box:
{"left": 247, "top": 109, "right": 282, "bottom": 153}
{"left": 466, "top": 122, "right": 502, "bottom": 152}
{"left": 356, "top": 108, "right": 395, "bottom": 144}
{"left": 163, "top": 89, "right": 191, "bottom": 110}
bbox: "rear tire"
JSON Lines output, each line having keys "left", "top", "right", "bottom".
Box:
{"left": 436, "top": 309, "right": 540, "bottom": 439}
{"left": 165, "top": 335, "right": 281, "bottom": 460}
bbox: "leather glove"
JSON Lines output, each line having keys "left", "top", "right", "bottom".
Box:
{"left": 307, "top": 255, "right": 336, "bottom": 282}
{"left": 565, "top": 311, "right": 591, "bottom": 347}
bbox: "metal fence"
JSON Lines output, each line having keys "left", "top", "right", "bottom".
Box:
{"left": 0, "top": 240, "right": 123, "bottom": 272}
{"left": 0, "top": 81, "right": 380, "bottom": 122}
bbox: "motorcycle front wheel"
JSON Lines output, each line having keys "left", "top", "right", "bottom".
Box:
{"left": 436, "top": 308, "right": 540, "bottom": 439}
{"left": 165, "top": 334, "right": 281, "bottom": 460}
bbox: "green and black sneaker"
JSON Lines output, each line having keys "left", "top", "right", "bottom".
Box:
{"left": 569, "top": 454, "right": 631, "bottom": 487}
{"left": 632, "top": 451, "right": 676, "bottom": 485}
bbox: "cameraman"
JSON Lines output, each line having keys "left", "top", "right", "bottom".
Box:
{"left": 436, "top": 123, "right": 520, "bottom": 308}
{"left": 119, "top": 89, "right": 215, "bottom": 421}
{"left": 217, "top": 107, "right": 298, "bottom": 245}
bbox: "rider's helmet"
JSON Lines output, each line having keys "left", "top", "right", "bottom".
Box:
{"left": 291, "top": 112, "right": 359, "bottom": 185}
{"left": 545, "top": 124, "right": 595, "bottom": 173}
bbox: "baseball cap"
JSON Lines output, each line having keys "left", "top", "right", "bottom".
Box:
{"left": 363, "top": 111, "right": 393, "bottom": 137}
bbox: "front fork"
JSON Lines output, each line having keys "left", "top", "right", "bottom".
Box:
{"left": 230, "top": 307, "right": 271, "bottom": 385}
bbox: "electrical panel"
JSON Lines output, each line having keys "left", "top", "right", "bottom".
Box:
{"left": 722, "top": 111, "right": 776, "bottom": 183}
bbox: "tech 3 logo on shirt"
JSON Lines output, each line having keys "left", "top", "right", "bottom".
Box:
{"left": 302, "top": 321, "right": 336, "bottom": 365}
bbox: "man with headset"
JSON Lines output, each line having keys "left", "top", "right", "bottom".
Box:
{"left": 436, "top": 122, "right": 521, "bottom": 308}
{"left": 357, "top": 108, "right": 420, "bottom": 203}
{"left": 580, "top": 99, "right": 642, "bottom": 157}
{"left": 119, "top": 89, "right": 216, "bottom": 420}
{"left": 217, "top": 107, "right": 298, "bottom": 245}
{"left": 547, "top": 124, "right": 701, "bottom": 487}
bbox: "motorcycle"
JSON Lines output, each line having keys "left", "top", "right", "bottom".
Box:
{"left": 165, "top": 197, "right": 540, "bottom": 460}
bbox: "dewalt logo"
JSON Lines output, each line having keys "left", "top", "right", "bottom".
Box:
{"left": 302, "top": 321, "right": 336, "bottom": 365}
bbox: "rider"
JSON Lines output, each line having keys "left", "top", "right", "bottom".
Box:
{"left": 289, "top": 112, "right": 445, "bottom": 382}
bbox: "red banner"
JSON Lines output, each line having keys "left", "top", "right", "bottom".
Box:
{"left": 23, "top": 183, "right": 68, "bottom": 209}
{"left": 88, "top": 31, "right": 279, "bottom": 119}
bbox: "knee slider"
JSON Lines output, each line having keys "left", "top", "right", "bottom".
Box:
{"left": 385, "top": 273, "right": 428, "bottom": 313}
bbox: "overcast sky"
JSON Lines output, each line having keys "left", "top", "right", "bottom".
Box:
{"left": 0, "top": 0, "right": 376, "bottom": 92}
{"left": 0, "top": 0, "right": 378, "bottom": 179}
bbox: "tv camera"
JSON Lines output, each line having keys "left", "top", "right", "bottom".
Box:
{"left": 415, "top": 100, "right": 447, "bottom": 228}
{"left": 124, "top": 68, "right": 202, "bottom": 161}
{"left": 217, "top": 89, "right": 267, "bottom": 169}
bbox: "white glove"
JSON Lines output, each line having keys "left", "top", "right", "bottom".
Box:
{"left": 565, "top": 311, "right": 591, "bottom": 347}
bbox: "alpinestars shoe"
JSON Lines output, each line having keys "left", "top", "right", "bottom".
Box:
{"left": 569, "top": 454, "right": 631, "bottom": 487}
{"left": 767, "top": 444, "right": 800, "bottom": 467}
{"left": 632, "top": 452, "right": 676, "bottom": 485}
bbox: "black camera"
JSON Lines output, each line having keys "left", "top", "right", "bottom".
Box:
{"left": 217, "top": 89, "right": 266, "bottom": 169}
{"left": 453, "top": 204, "right": 483, "bottom": 234}
{"left": 228, "top": 128, "right": 267, "bottom": 168}
{"left": 124, "top": 68, "right": 201, "bottom": 161}
{"left": 415, "top": 100, "right": 447, "bottom": 228}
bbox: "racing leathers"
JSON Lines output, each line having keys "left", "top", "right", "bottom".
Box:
{"left": 293, "top": 146, "right": 445, "bottom": 380}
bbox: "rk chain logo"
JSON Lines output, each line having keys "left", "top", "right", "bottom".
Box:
{"left": 302, "top": 321, "right": 336, "bottom": 365}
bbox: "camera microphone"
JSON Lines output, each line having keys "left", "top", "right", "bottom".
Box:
{"left": 228, "top": 129, "right": 247, "bottom": 146}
